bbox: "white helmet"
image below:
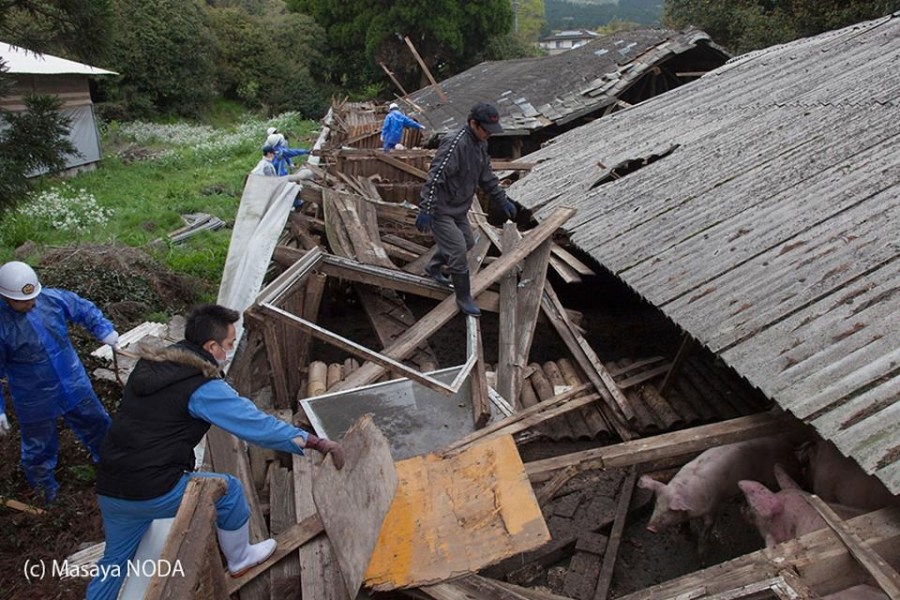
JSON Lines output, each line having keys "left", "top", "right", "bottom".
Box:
{"left": 266, "top": 133, "right": 285, "bottom": 148}
{"left": 266, "top": 127, "right": 278, "bottom": 136}
{"left": 389, "top": 102, "right": 399, "bottom": 110}
{"left": 0, "top": 261, "right": 42, "bottom": 300}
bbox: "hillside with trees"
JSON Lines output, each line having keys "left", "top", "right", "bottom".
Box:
{"left": 545, "top": 0, "right": 664, "bottom": 32}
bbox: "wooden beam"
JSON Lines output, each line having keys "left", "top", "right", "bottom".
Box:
{"left": 145, "top": 478, "right": 228, "bottom": 600}
{"left": 226, "top": 514, "right": 326, "bottom": 595}
{"left": 617, "top": 506, "right": 900, "bottom": 599}
{"left": 330, "top": 206, "right": 576, "bottom": 392}
{"left": 259, "top": 303, "right": 460, "bottom": 396}
{"left": 319, "top": 253, "right": 501, "bottom": 313}
{"left": 379, "top": 62, "right": 410, "bottom": 97}
{"left": 526, "top": 412, "right": 795, "bottom": 483}
{"left": 470, "top": 318, "right": 492, "bottom": 429}
{"left": 659, "top": 333, "right": 694, "bottom": 396}
{"left": 441, "top": 383, "right": 594, "bottom": 455}
{"left": 404, "top": 36, "right": 447, "bottom": 102}
{"left": 374, "top": 152, "right": 429, "bottom": 180}
{"left": 805, "top": 494, "right": 900, "bottom": 598}
{"left": 498, "top": 223, "right": 520, "bottom": 406}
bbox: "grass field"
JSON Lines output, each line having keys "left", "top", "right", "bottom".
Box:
{"left": 0, "top": 111, "right": 320, "bottom": 296}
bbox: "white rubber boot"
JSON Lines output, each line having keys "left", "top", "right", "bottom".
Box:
{"left": 217, "top": 521, "right": 277, "bottom": 577}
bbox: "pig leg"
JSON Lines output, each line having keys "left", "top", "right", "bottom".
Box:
{"left": 690, "top": 513, "right": 717, "bottom": 563}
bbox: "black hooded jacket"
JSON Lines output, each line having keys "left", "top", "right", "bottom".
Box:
{"left": 95, "top": 341, "right": 221, "bottom": 500}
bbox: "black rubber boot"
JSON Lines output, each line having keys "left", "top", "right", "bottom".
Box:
{"left": 425, "top": 264, "right": 452, "bottom": 287}
{"left": 451, "top": 271, "right": 481, "bottom": 316}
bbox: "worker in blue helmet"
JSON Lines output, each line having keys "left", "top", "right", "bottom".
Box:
{"left": 0, "top": 261, "right": 118, "bottom": 504}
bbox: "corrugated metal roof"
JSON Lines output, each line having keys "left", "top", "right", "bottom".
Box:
{"left": 409, "top": 28, "right": 728, "bottom": 136}
{"left": 510, "top": 14, "right": 900, "bottom": 492}
{"left": 0, "top": 42, "right": 117, "bottom": 76}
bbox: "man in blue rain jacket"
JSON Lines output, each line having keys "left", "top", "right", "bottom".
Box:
{"left": 0, "top": 261, "right": 118, "bottom": 503}
{"left": 265, "top": 132, "right": 309, "bottom": 176}
{"left": 381, "top": 102, "right": 424, "bottom": 152}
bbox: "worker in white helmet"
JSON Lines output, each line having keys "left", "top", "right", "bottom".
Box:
{"left": 0, "top": 261, "right": 119, "bottom": 504}
{"left": 380, "top": 101, "right": 424, "bottom": 153}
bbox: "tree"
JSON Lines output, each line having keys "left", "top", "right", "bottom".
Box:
{"left": 0, "top": 0, "right": 113, "bottom": 63}
{"left": 287, "top": 0, "right": 516, "bottom": 95}
{"left": 206, "top": 7, "right": 327, "bottom": 117}
{"left": 663, "top": 0, "right": 900, "bottom": 54}
{"left": 101, "top": 0, "right": 218, "bottom": 118}
{"left": 0, "top": 1, "right": 108, "bottom": 211}
{"left": 0, "top": 95, "right": 78, "bottom": 209}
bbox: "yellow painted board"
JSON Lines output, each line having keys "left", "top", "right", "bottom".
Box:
{"left": 364, "top": 434, "right": 550, "bottom": 590}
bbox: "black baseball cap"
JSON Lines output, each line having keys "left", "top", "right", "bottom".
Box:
{"left": 469, "top": 102, "right": 503, "bottom": 134}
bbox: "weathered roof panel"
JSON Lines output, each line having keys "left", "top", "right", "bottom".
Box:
{"left": 409, "top": 28, "right": 728, "bottom": 136}
{"left": 510, "top": 14, "right": 900, "bottom": 491}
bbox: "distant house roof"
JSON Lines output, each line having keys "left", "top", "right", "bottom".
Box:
{"left": 540, "top": 29, "right": 600, "bottom": 43}
{"left": 511, "top": 15, "right": 900, "bottom": 491}
{"left": 410, "top": 28, "right": 728, "bottom": 137}
{"left": 0, "top": 42, "right": 117, "bottom": 76}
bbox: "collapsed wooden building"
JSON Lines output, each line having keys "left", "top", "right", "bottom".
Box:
{"left": 80, "top": 15, "right": 900, "bottom": 600}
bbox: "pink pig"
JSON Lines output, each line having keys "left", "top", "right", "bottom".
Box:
{"left": 820, "top": 585, "right": 889, "bottom": 600}
{"left": 799, "top": 440, "right": 897, "bottom": 511}
{"left": 739, "top": 464, "right": 863, "bottom": 547}
{"left": 638, "top": 435, "right": 802, "bottom": 554}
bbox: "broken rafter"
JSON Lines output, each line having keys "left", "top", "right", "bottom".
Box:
{"left": 330, "top": 206, "right": 576, "bottom": 392}
{"left": 525, "top": 411, "right": 796, "bottom": 483}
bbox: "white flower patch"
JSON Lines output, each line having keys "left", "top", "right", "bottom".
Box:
{"left": 20, "top": 184, "right": 114, "bottom": 232}
{"left": 114, "top": 112, "right": 307, "bottom": 159}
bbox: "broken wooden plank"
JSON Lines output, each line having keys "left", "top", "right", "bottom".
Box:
{"left": 365, "top": 435, "right": 550, "bottom": 591}
{"left": 549, "top": 253, "right": 583, "bottom": 284}
{"left": 268, "top": 466, "right": 301, "bottom": 598}
{"left": 617, "top": 506, "right": 900, "bottom": 599}
{"left": 526, "top": 411, "right": 795, "bottom": 483}
{"left": 314, "top": 414, "right": 398, "bottom": 599}
{"left": 259, "top": 303, "right": 459, "bottom": 396}
{"left": 293, "top": 454, "right": 348, "bottom": 600}
{"left": 470, "top": 319, "right": 491, "bottom": 429}
{"left": 593, "top": 468, "right": 638, "bottom": 600}
{"left": 226, "top": 513, "right": 326, "bottom": 595}
{"left": 498, "top": 223, "right": 521, "bottom": 406}
{"left": 145, "top": 478, "right": 228, "bottom": 600}
{"left": 551, "top": 243, "right": 596, "bottom": 277}
{"left": 331, "top": 207, "right": 576, "bottom": 391}
{"left": 375, "top": 152, "right": 429, "bottom": 179}
{"left": 805, "top": 494, "right": 900, "bottom": 598}
{"left": 659, "top": 333, "right": 694, "bottom": 396}
{"left": 441, "top": 383, "right": 595, "bottom": 455}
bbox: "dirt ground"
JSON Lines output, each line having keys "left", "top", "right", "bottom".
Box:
{"left": 0, "top": 244, "right": 204, "bottom": 600}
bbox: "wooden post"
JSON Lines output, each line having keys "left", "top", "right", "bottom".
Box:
{"left": 404, "top": 36, "right": 447, "bottom": 102}
{"left": 379, "top": 62, "right": 410, "bottom": 97}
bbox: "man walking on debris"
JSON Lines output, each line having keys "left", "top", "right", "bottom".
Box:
{"left": 87, "top": 304, "right": 345, "bottom": 599}
{"left": 381, "top": 102, "right": 424, "bottom": 152}
{"left": 0, "top": 261, "right": 118, "bottom": 505}
{"left": 416, "top": 102, "right": 518, "bottom": 316}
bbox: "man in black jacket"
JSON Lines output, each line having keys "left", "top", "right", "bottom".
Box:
{"left": 416, "top": 102, "right": 518, "bottom": 316}
{"left": 87, "top": 304, "right": 343, "bottom": 599}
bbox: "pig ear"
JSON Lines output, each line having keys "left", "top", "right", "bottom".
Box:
{"left": 774, "top": 463, "right": 801, "bottom": 490}
{"left": 739, "top": 480, "right": 781, "bottom": 518}
{"left": 638, "top": 475, "right": 664, "bottom": 493}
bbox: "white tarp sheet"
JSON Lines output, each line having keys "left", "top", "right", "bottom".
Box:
{"left": 217, "top": 175, "right": 300, "bottom": 344}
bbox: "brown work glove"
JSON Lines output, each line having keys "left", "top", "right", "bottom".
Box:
{"left": 305, "top": 434, "right": 345, "bottom": 470}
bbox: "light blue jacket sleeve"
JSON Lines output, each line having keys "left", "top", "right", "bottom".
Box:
{"left": 280, "top": 147, "right": 309, "bottom": 159}
{"left": 401, "top": 114, "right": 423, "bottom": 130}
{"left": 188, "top": 379, "right": 309, "bottom": 453}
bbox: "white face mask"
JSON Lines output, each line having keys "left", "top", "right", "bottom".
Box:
{"left": 215, "top": 344, "right": 236, "bottom": 368}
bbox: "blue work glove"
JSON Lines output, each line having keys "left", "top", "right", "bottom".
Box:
{"left": 501, "top": 200, "right": 517, "bottom": 220}
{"left": 416, "top": 213, "right": 433, "bottom": 233}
